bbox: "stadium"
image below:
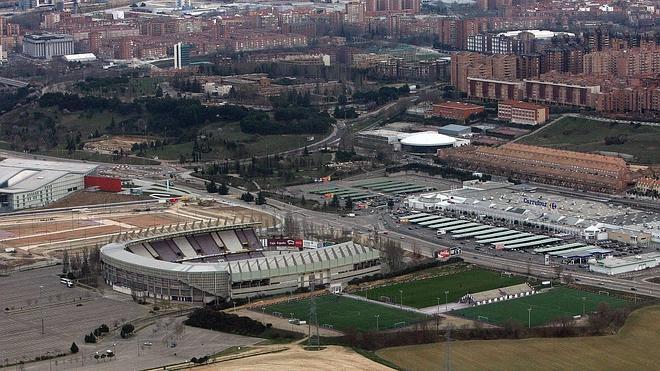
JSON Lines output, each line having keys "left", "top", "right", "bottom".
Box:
{"left": 399, "top": 131, "right": 464, "bottom": 154}
{"left": 100, "top": 220, "right": 381, "bottom": 303}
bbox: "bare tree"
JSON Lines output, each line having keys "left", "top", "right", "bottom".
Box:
{"left": 381, "top": 239, "right": 404, "bottom": 273}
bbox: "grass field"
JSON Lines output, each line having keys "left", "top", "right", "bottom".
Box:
{"left": 377, "top": 304, "right": 660, "bottom": 371}
{"left": 265, "top": 295, "right": 428, "bottom": 332}
{"left": 356, "top": 268, "right": 526, "bottom": 309}
{"left": 455, "top": 287, "right": 631, "bottom": 327}
{"left": 520, "top": 116, "right": 660, "bottom": 164}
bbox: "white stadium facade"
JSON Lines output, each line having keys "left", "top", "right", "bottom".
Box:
{"left": 100, "top": 222, "right": 381, "bottom": 303}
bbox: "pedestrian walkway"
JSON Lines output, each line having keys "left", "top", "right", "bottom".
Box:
{"left": 419, "top": 302, "right": 470, "bottom": 315}
{"left": 341, "top": 293, "right": 429, "bottom": 316}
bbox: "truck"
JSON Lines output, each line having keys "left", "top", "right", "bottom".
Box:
{"left": 435, "top": 247, "right": 462, "bottom": 261}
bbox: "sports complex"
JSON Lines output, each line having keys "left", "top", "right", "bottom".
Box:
{"left": 100, "top": 221, "right": 381, "bottom": 302}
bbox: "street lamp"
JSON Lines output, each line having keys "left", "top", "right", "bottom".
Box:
{"left": 399, "top": 290, "right": 403, "bottom": 308}
{"left": 444, "top": 290, "right": 449, "bottom": 312}
{"left": 39, "top": 285, "right": 44, "bottom": 334}
{"left": 375, "top": 314, "right": 380, "bottom": 331}
{"left": 581, "top": 297, "right": 586, "bottom": 316}
{"left": 528, "top": 307, "right": 532, "bottom": 329}
{"left": 436, "top": 297, "right": 441, "bottom": 316}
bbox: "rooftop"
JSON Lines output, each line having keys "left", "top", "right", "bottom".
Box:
{"left": 0, "top": 159, "right": 97, "bottom": 194}
{"left": 592, "top": 252, "right": 660, "bottom": 268}
{"left": 435, "top": 101, "right": 484, "bottom": 110}
{"left": 400, "top": 131, "right": 457, "bottom": 147}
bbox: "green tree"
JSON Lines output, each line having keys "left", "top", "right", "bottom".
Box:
{"left": 330, "top": 194, "right": 340, "bottom": 208}
{"left": 120, "top": 323, "right": 135, "bottom": 338}
{"left": 344, "top": 197, "right": 353, "bottom": 210}
{"left": 70, "top": 342, "right": 79, "bottom": 354}
{"left": 218, "top": 183, "right": 229, "bottom": 195}
{"left": 240, "top": 192, "right": 254, "bottom": 202}
{"left": 206, "top": 180, "right": 217, "bottom": 193}
{"left": 256, "top": 191, "right": 266, "bottom": 205}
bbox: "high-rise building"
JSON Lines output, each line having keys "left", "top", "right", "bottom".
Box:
{"left": 345, "top": 1, "right": 366, "bottom": 24}
{"left": 173, "top": 42, "right": 190, "bottom": 69}
{"left": 22, "top": 33, "right": 74, "bottom": 59}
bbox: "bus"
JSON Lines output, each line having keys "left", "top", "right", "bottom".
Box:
{"left": 60, "top": 277, "right": 74, "bottom": 288}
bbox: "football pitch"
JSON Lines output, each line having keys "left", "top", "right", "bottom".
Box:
{"left": 356, "top": 268, "right": 526, "bottom": 308}
{"left": 265, "top": 295, "right": 428, "bottom": 332}
{"left": 455, "top": 287, "right": 631, "bottom": 327}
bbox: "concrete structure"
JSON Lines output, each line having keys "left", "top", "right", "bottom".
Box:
{"left": 432, "top": 102, "right": 484, "bottom": 121}
{"left": 62, "top": 53, "right": 97, "bottom": 62}
{"left": 22, "top": 33, "right": 74, "bottom": 60}
{"left": 0, "top": 158, "right": 98, "bottom": 210}
{"left": 497, "top": 100, "right": 549, "bottom": 125}
{"left": 589, "top": 252, "right": 660, "bottom": 276}
{"left": 438, "top": 124, "right": 471, "bottom": 137}
{"left": 400, "top": 131, "right": 468, "bottom": 154}
{"left": 437, "top": 143, "right": 632, "bottom": 193}
{"left": 173, "top": 42, "right": 190, "bottom": 69}
{"left": 101, "top": 226, "right": 380, "bottom": 302}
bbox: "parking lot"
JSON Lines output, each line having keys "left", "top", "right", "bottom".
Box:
{"left": 0, "top": 266, "right": 148, "bottom": 366}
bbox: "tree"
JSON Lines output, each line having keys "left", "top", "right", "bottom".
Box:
{"left": 120, "top": 323, "right": 135, "bottom": 338}
{"left": 206, "top": 180, "right": 218, "bottom": 193}
{"left": 381, "top": 239, "right": 404, "bottom": 273}
{"left": 70, "top": 342, "right": 79, "bottom": 354}
{"left": 256, "top": 191, "right": 266, "bottom": 205}
{"left": 330, "top": 194, "right": 340, "bottom": 208}
{"left": 338, "top": 94, "right": 347, "bottom": 105}
{"left": 344, "top": 197, "right": 353, "bottom": 211}
{"left": 217, "top": 183, "right": 229, "bottom": 195}
{"left": 240, "top": 192, "right": 254, "bottom": 203}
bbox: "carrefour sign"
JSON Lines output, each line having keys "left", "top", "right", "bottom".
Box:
{"left": 523, "top": 197, "right": 557, "bottom": 210}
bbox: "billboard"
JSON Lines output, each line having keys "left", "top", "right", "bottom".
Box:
{"left": 266, "top": 239, "right": 303, "bottom": 248}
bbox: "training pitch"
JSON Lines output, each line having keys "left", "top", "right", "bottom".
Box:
{"left": 265, "top": 295, "right": 428, "bottom": 332}
{"left": 357, "top": 268, "right": 526, "bottom": 308}
{"left": 455, "top": 287, "right": 631, "bottom": 327}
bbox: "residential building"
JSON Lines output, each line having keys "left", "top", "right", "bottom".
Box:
{"left": 173, "top": 42, "right": 190, "bottom": 69}
{"left": 498, "top": 100, "right": 549, "bottom": 125}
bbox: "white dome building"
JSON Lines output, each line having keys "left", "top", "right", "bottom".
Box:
{"left": 400, "top": 131, "right": 459, "bottom": 154}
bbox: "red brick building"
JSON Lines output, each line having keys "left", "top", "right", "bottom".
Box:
{"left": 432, "top": 101, "right": 485, "bottom": 121}
{"left": 437, "top": 143, "right": 632, "bottom": 193}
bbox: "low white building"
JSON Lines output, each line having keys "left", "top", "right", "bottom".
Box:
{"left": 0, "top": 159, "right": 97, "bottom": 210}
{"left": 589, "top": 252, "right": 660, "bottom": 275}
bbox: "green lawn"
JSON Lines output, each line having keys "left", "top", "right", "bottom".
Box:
{"left": 265, "top": 295, "right": 428, "bottom": 332}
{"left": 357, "top": 268, "right": 526, "bottom": 309}
{"left": 520, "top": 116, "right": 660, "bottom": 164}
{"left": 454, "top": 287, "right": 631, "bottom": 327}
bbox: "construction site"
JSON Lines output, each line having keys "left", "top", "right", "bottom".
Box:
{"left": 0, "top": 200, "right": 277, "bottom": 270}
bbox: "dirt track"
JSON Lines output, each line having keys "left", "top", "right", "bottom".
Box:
{"left": 199, "top": 345, "right": 392, "bottom": 371}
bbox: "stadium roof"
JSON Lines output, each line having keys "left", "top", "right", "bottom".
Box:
{"left": 400, "top": 131, "right": 456, "bottom": 147}
{"left": 102, "top": 239, "right": 378, "bottom": 281}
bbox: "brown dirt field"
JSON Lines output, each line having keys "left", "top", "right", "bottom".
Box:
{"left": 113, "top": 213, "right": 190, "bottom": 228}
{"left": 3, "top": 225, "right": 121, "bottom": 247}
{"left": 198, "top": 345, "right": 392, "bottom": 371}
{"left": 0, "top": 220, "right": 94, "bottom": 236}
{"left": 43, "top": 191, "right": 150, "bottom": 209}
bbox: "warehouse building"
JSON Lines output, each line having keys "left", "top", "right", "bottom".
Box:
{"left": 589, "top": 252, "right": 660, "bottom": 275}
{"left": 0, "top": 158, "right": 98, "bottom": 210}
{"left": 101, "top": 224, "right": 381, "bottom": 302}
{"left": 437, "top": 143, "right": 632, "bottom": 193}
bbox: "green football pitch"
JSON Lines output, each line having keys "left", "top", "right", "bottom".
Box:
{"left": 356, "top": 268, "right": 526, "bottom": 309}
{"left": 265, "top": 295, "right": 428, "bottom": 332}
{"left": 455, "top": 287, "right": 631, "bottom": 327}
